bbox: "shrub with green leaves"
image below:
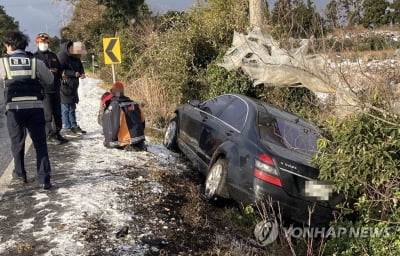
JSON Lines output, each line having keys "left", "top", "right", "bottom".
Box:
{"left": 198, "top": 61, "right": 254, "bottom": 101}
{"left": 322, "top": 218, "right": 400, "bottom": 256}
{"left": 315, "top": 114, "right": 400, "bottom": 199}
{"left": 257, "top": 87, "right": 321, "bottom": 121}
{"left": 126, "top": 0, "right": 251, "bottom": 105}
{"left": 314, "top": 113, "right": 400, "bottom": 255}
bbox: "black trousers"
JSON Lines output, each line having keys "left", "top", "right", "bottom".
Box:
{"left": 6, "top": 108, "right": 51, "bottom": 184}
{"left": 43, "top": 91, "right": 62, "bottom": 137}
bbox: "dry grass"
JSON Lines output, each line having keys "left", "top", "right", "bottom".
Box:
{"left": 329, "top": 25, "right": 400, "bottom": 36}
{"left": 328, "top": 49, "right": 397, "bottom": 61}
{"left": 125, "top": 73, "right": 176, "bottom": 128}
{"left": 96, "top": 70, "right": 176, "bottom": 128}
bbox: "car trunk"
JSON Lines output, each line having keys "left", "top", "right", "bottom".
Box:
{"left": 256, "top": 108, "right": 339, "bottom": 205}
{"left": 264, "top": 142, "right": 318, "bottom": 192}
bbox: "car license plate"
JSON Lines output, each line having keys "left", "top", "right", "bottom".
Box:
{"left": 305, "top": 180, "right": 333, "bottom": 201}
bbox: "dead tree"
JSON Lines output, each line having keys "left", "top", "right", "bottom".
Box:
{"left": 249, "top": 0, "right": 265, "bottom": 28}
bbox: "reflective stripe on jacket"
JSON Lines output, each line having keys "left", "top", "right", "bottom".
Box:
{"left": 2, "top": 53, "right": 43, "bottom": 108}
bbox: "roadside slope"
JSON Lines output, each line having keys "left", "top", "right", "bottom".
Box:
{"left": 0, "top": 78, "right": 268, "bottom": 255}
{"left": 0, "top": 78, "right": 184, "bottom": 255}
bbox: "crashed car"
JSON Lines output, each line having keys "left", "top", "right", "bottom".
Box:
{"left": 164, "top": 94, "right": 342, "bottom": 225}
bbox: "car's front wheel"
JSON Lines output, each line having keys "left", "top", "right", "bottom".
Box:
{"left": 204, "top": 158, "right": 229, "bottom": 200}
{"left": 164, "top": 116, "right": 179, "bottom": 151}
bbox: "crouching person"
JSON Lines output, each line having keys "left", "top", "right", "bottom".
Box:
{"left": 99, "top": 82, "right": 146, "bottom": 151}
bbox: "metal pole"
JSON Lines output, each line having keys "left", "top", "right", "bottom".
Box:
{"left": 92, "top": 55, "right": 95, "bottom": 75}
{"left": 111, "top": 64, "right": 116, "bottom": 83}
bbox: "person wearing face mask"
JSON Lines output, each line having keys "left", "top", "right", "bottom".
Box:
{"left": 57, "top": 41, "right": 87, "bottom": 137}
{"left": 34, "top": 33, "right": 68, "bottom": 145}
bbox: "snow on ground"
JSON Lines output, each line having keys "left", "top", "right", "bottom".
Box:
{"left": 0, "top": 78, "right": 185, "bottom": 255}
{"left": 44, "top": 78, "right": 178, "bottom": 255}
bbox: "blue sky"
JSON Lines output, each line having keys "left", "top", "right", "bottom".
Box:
{"left": 147, "top": 0, "right": 195, "bottom": 13}
{"left": 0, "top": 0, "right": 328, "bottom": 51}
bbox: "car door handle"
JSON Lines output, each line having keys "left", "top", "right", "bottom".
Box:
{"left": 202, "top": 117, "right": 208, "bottom": 122}
{"left": 226, "top": 131, "right": 234, "bottom": 136}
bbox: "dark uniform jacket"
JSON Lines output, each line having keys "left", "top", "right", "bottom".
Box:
{"left": 102, "top": 95, "right": 145, "bottom": 148}
{"left": 57, "top": 41, "right": 85, "bottom": 104}
{"left": 34, "top": 50, "right": 62, "bottom": 93}
{"left": 0, "top": 50, "right": 53, "bottom": 109}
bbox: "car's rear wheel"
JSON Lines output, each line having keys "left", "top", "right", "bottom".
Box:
{"left": 164, "top": 116, "right": 179, "bottom": 151}
{"left": 204, "top": 158, "right": 229, "bottom": 200}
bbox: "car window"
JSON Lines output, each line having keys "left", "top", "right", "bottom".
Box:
{"left": 258, "top": 112, "right": 319, "bottom": 156}
{"left": 200, "top": 95, "right": 233, "bottom": 116}
{"left": 218, "top": 98, "right": 248, "bottom": 131}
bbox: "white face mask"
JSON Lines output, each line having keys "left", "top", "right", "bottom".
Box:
{"left": 38, "top": 42, "right": 49, "bottom": 52}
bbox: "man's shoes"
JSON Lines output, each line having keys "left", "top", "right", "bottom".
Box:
{"left": 55, "top": 134, "right": 69, "bottom": 144}
{"left": 138, "top": 142, "right": 147, "bottom": 151}
{"left": 123, "top": 145, "right": 138, "bottom": 152}
{"left": 62, "top": 129, "right": 81, "bottom": 138}
{"left": 123, "top": 142, "right": 147, "bottom": 152}
{"left": 72, "top": 126, "right": 87, "bottom": 134}
{"left": 47, "top": 135, "right": 62, "bottom": 145}
{"left": 12, "top": 171, "right": 28, "bottom": 184}
{"left": 43, "top": 183, "right": 52, "bottom": 190}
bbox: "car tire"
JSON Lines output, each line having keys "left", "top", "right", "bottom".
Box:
{"left": 204, "top": 158, "right": 229, "bottom": 201}
{"left": 164, "top": 116, "right": 179, "bottom": 151}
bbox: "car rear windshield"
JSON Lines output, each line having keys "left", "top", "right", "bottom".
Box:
{"left": 258, "top": 112, "right": 319, "bottom": 156}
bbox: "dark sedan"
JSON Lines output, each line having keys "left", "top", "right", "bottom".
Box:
{"left": 164, "top": 94, "right": 341, "bottom": 225}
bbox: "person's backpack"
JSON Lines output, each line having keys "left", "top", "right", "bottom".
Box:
{"left": 102, "top": 96, "right": 145, "bottom": 148}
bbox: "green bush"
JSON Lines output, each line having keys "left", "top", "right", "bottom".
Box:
{"left": 315, "top": 114, "right": 400, "bottom": 198}
{"left": 198, "top": 61, "right": 254, "bottom": 101}
{"left": 314, "top": 113, "right": 400, "bottom": 255}
{"left": 257, "top": 87, "right": 321, "bottom": 121}
{"left": 322, "top": 218, "right": 400, "bottom": 256}
{"left": 120, "top": 0, "right": 251, "bottom": 105}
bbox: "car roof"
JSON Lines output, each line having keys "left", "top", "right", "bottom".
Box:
{"left": 225, "top": 94, "right": 320, "bottom": 131}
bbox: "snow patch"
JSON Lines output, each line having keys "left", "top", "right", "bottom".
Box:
{"left": 17, "top": 217, "right": 35, "bottom": 231}
{"left": 0, "top": 78, "right": 185, "bottom": 255}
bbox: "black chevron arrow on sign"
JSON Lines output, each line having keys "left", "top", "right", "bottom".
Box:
{"left": 105, "top": 39, "right": 119, "bottom": 62}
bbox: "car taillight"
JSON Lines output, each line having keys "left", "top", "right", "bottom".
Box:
{"left": 254, "top": 154, "right": 282, "bottom": 187}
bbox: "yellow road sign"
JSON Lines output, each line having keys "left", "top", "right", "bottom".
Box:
{"left": 103, "top": 37, "right": 121, "bottom": 64}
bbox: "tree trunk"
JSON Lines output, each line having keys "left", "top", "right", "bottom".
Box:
{"left": 249, "top": 0, "right": 264, "bottom": 28}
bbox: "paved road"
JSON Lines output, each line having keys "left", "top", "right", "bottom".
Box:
{"left": 0, "top": 85, "right": 12, "bottom": 180}
{"left": 0, "top": 78, "right": 172, "bottom": 255}
{"left": 0, "top": 128, "right": 181, "bottom": 255}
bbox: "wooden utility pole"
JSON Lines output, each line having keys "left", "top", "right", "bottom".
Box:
{"left": 249, "top": 0, "right": 265, "bottom": 28}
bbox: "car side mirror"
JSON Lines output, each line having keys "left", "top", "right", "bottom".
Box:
{"left": 188, "top": 99, "right": 200, "bottom": 108}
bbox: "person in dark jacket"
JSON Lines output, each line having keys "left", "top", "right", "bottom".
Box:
{"left": 0, "top": 31, "right": 53, "bottom": 190}
{"left": 98, "top": 91, "right": 113, "bottom": 125}
{"left": 99, "top": 82, "right": 146, "bottom": 151}
{"left": 34, "top": 33, "right": 68, "bottom": 145}
{"left": 57, "top": 41, "right": 86, "bottom": 137}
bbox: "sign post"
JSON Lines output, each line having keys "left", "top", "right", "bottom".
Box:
{"left": 91, "top": 54, "right": 95, "bottom": 75}
{"left": 111, "top": 64, "right": 116, "bottom": 84}
{"left": 102, "top": 37, "right": 121, "bottom": 83}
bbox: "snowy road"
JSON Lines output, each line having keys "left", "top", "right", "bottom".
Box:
{"left": 0, "top": 78, "right": 187, "bottom": 255}
{"left": 0, "top": 78, "right": 266, "bottom": 256}
{"left": 0, "top": 85, "right": 12, "bottom": 183}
